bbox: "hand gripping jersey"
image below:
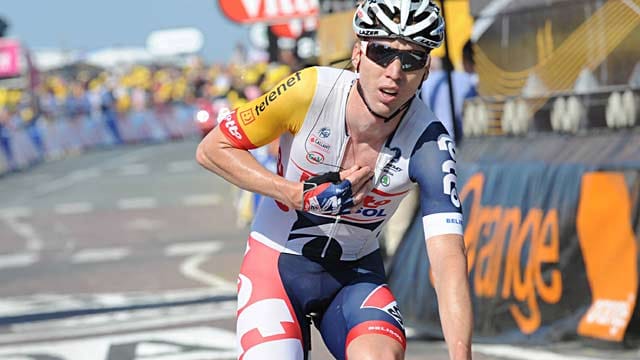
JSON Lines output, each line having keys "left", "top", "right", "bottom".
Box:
{"left": 218, "top": 66, "right": 463, "bottom": 360}
{"left": 219, "top": 66, "right": 463, "bottom": 261}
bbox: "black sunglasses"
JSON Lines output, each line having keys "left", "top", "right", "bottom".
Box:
{"left": 364, "top": 42, "right": 429, "bottom": 72}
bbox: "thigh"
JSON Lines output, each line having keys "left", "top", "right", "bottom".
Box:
{"left": 319, "top": 277, "right": 406, "bottom": 360}
{"left": 236, "top": 235, "right": 306, "bottom": 360}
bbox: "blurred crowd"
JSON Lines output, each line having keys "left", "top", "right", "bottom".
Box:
{"left": 0, "top": 57, "right": 299, "bottom": 131}
{"left": 0, "top": 48, "right": 301, "bottom": 173}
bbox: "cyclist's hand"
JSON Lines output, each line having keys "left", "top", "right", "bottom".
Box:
{"left": 301, "top": 170, "right": 353, "bottom": 215}
{"left": 339, "top": 165, "right": 373, "bottom": 210}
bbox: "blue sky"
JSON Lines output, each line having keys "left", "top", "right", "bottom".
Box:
{"left": 0, "top": 0, "right": 250, "bottom": 63}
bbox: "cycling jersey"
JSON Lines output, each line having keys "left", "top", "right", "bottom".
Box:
{"left": 219, "top": 66, "right": 463, "bottom": 261}
{"left": 218, "top": 66, "right": 463, "bottom": 360}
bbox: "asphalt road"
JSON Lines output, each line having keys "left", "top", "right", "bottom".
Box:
{"left": 0, "top": 139, "right": 637, "bottom": 360}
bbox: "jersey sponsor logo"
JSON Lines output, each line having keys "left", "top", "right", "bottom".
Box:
{"left": 318, "top": 127, "right": 331, "bottom": 138}
{"left": 363, "top": 196, "right": 391, "bottom": 208}
{"left": 339, "top": 206, "right": 389, "bottom": 217}
{"left": 239, "top": 108, "right": 256, "bottom": 125}
{"left": 361, "top": 285, "right": 404, "bottom": 328}
{"left": 437, "top": 134, "right": 460, "bottom": 208}
{"left": 380, "top": 174, "right": 391, "bottom": 187}
{"left": 437, "top": 134, "right": 456, "bottom": 160}
{"left": 390, "top": 147, "right": 401, "bottom": 162}
{"left": 383, "top": 163, "right": 402, "bottom": 174}
{"left": 382, "top": 147, "right": 402, "bottom": 176}
{"left": 308, "top": 136, "right": 331, "bottom": 152}
{"left": 220, "top": 112, "right": 244, "bottom": 141}
{"left": 254, "top": 71, "right": 302, "bottom": 116}
{"left": 306, "top": 151, "right": 325, "bottom": 164}
{"left": 338, "top": 195, "right": 391, "bottom": 217}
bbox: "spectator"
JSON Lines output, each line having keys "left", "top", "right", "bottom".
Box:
{"left": 420, "top": 39, "right": 477, "bottom": 143}
{"left": 100, "top": 81, "right": 123, "bottom": 145}
{"left": 0, "top": 105, "right": 16, "bottom": 172}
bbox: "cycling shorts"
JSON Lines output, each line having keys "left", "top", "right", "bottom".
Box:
{"left": 236, "top": 235, "right": 406, "bottom": 360}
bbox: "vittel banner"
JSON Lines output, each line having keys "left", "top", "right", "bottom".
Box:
{"left": 218, "top": 0, "right": 319, "bottom": 23}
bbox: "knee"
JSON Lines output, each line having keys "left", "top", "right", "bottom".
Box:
{"left": 353, "top": 347, "right": 403, "bottom": 360}
{"left": 346, "top": 335, "right": 404, "bottom": 360}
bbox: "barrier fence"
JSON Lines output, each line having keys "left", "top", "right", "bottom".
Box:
{"left": 389, "top": 132, "right": 640, "bottom": 347}
{"left": 0, "top": 104, "right": 200, "bottom": 175}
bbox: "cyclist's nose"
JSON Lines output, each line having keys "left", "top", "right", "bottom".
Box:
{"left": 384, "top": 57, "right": 403, "bottom": 79}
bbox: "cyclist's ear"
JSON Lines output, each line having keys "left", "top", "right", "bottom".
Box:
{"left": 422, "top": 56, "right": 432, "bottom": 82}
{"left": 351, "top": 41, "right": 363, "bottom": 72}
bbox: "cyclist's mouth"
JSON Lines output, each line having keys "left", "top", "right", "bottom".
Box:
{"left": 379, "top": 88, "right": 399, "bottom": 103}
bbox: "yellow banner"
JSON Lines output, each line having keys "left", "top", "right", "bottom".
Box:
{"left": 317, "top": 2, "right": 473, "bottom": 68}
{"left": 317, "top": 10, "right": 356, "bottom": 66}
{"left": 433, "top": 0, "right": 474, "bottom": 69}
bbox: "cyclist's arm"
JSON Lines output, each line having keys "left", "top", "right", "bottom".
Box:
{"left": 197, "top": 126, "right": 303, "bottom": 209}
{"left": 196, "top": 69, "right": 313, "bottom": 210}
{"left": 409, "top": 123, "right": 472, "bottom": 360}
{"left": 427, "top": 234, "right": 473, "bottom": 360}
{"left": 196, "top": 67, "right": 371, "bottom": 212}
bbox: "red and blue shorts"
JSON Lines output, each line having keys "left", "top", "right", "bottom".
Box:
{"left": 236, "top": 235, "right": 406, "bottom": 360}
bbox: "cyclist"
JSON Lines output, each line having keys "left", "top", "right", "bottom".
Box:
{"left": 196, "top": 1, "right": 472, "bottom": 359}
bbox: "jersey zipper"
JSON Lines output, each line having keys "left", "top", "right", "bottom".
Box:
{"left": 321, "top": 129, "right": 351, "bottom": 259}
{"left": 321, "top": 215, "right": 341, "bottom": 258}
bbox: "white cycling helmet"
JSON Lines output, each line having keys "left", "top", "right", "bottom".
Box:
{"left": 353, "top": 0, "right": 445, "bottom": 50}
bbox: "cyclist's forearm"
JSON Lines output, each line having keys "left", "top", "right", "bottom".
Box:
{"left": 426, "top": 235, "right": 473, "bottom": 360}
{"left": 196, "top": 130, "right": 302, "bottom": 209}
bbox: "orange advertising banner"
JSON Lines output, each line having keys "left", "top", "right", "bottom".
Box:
{"left": 218, "top": 0, "right": 319, "bottom": 24}
{"left": 389, "top": 164, "right": 639, "bottom": 345}
{"left": 576, "top": 173, "right": 638, "bottom": 341}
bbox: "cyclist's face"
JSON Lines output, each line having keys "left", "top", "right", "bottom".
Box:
{"left": 352, "top": 38, "right": 430, "bottom": 117}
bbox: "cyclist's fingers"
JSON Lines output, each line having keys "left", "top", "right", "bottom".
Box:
{"left": 346, "top": 166, "right": 373, "bottom": 188}
{"left": 351, "top": 181, "right": 374, "bottom": 210}
{"left": 351, "top": 171, "right": 374, "bottom": 196}
{"left": 339, "top": 165, "right": 360, "bottom": 180}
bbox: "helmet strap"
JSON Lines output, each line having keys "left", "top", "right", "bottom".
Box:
{"left": 356, "top": 80, "right": 413, "bottom": 123}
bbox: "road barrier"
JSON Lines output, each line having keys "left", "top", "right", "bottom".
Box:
{"left": 389, "top": 131, "right": 640, "bottom": 347}
{"left": 0, "top": 104, "right": 199, "bottom": 176}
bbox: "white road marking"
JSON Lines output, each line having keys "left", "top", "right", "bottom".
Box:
{"left": 0, "top": 288, "right": 234, "bottom": 319}
{"left": 125, "top": 217, "right": 164, "bottom": 231}
{"left": 473, "top": 344, "right": 605, "bottom": 360}
{"left": 168, "top": 160, "right": 198, "bottom": 173}
{"left": 103, "top": 146, "right": 155, "bottom": 168}
{"left": 5, "top": 302, "right": 236, "bottom": 344}
{"left": 6, "top": 147, "right": 156, "bottom": 205}
{"left": 165, "top": 241, "right": 223, "bottom": 257}
{"left": 117, "top": 197, "right": 157, "bottom": 210}
{"left": 54, "top": 202, "right": 94, "bottom": 215}
{"left": 118, "top": 163, "right": 150, "bottom": 176}
{"left": 0, "top": 212, "right": 43, "bottom": 251}
{"left": 181, "top": 254, "right": 236, "bottom": 291}
{"left": 182, "top": 194, "right": 222, "bottom": 207}
{"left": 35, "top": 168, "right": 102, "bottom": 196}
{"left": 0, "top": 207, "right": 32, "bottom": 218}
{"left": 0, "top": 252, "right": 39, "bottom": 269}
{"left": 70, "top": 247, "right": 130, "bottom": 264}
{"left": 0, "top": 326, "right": 237, "bottom": 359}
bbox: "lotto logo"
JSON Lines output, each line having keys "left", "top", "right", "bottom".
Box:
{"left": 224, "top": 118, "right": 243, "bottom": 140}
{"left": 240, "top": 109, "right": 256, "bottom": 125}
